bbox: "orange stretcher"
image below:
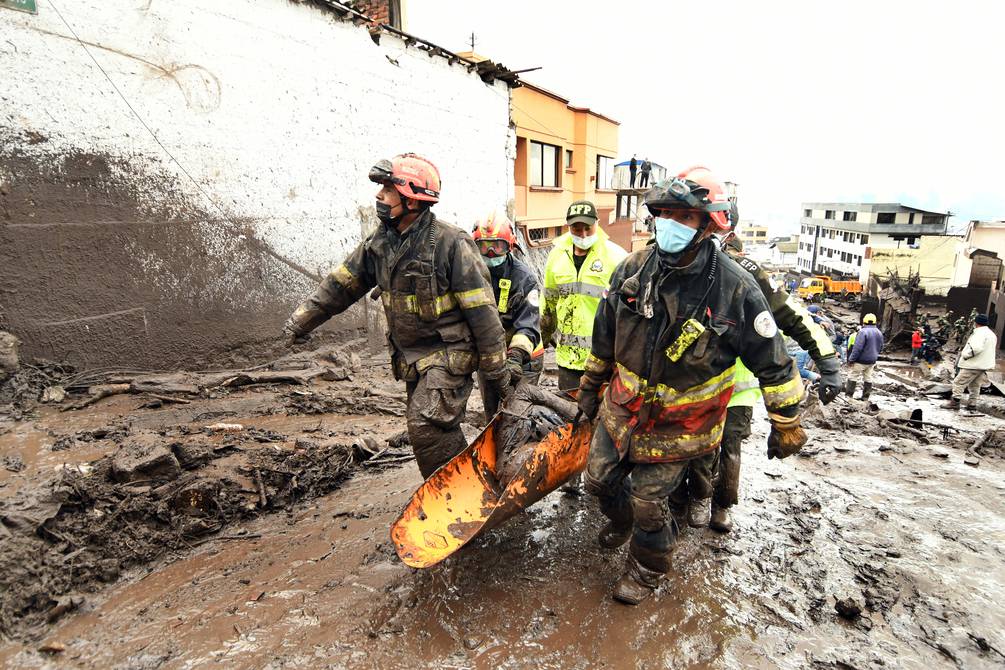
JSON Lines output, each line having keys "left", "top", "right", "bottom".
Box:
{"left": 390, "top": 404, "right": 592, "bottom": 569}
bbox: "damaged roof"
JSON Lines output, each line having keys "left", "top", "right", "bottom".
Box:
{"left": 304, "top": 0, "right": 523, "bottom": 86}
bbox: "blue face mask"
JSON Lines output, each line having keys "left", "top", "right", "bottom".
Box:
{"left": 654, "top": 217, "right": 698, "bottom": 253}
{"left": 484, "top": 255, "right": 507, "bottom": 268}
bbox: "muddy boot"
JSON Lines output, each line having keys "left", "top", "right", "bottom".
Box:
{"left": 688, "top": 496, "right": 712, "bottom": 528}
{"left": 964, "top": 402, "right": 978, "bottom": 413}
{"left": 612, "top": 554, "right": 664, "bottom": 606}
{"left": 709, "top": 504, "right": 732, "bottom": 533}
{"left": 860, "top": 382, "right": 873, "bottom": 401}
{"left": 845, "top": 379, "right": 857, "bottom": 397}
{"left": 941, "top": 397, "right": 961, "bottom": 410}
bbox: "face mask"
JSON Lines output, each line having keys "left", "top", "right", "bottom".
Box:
{"left": 572, "top": 234, "right": 597, "bottom": 250}
{"left": 484, "top": 255, "right": 507, "bottom": 268}
{"left": 654, "top": 217, "right": 698, "bottom": 253}
{"left": 375, "top": 201, "right": 395, "bottom": 226}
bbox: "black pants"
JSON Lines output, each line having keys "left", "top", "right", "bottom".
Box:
{"left": 629, "top": 169, "right": 637, "bottom": 188}
{"left": 639, "top": 172, "right": 650, "bottom": 188}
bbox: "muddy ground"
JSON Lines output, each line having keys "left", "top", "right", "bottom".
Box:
{"left": 2, "top": 340, "right": 1005, "bottom": 669}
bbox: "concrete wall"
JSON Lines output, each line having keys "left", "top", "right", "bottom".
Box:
{"left": 865, "top": 235, "right": 961, "bottom": 296}
{"left": 0, "top": 0, "right": 513, "bottom": 369}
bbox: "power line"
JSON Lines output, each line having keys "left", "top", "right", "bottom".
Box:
{"left": 47, "top": 0, "right": 322, "bottom": 282}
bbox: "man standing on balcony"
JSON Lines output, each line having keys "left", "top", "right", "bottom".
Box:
{"left": 541, "top": 201, "right": 629, "bottom": 394}
{"left": 639, "top": 157, "right": 652, "bottom": 188}
{"left": 629, "top": 155, "right": 638, "bottom": 188}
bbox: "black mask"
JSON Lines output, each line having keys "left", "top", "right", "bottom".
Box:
{"left": 376, "top": 201, "right": 396, "bottom": 226}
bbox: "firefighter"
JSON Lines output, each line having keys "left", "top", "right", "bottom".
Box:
{"left": 541, "top": 200, "right": 629, "bottom": 392}
{"left": 576, "top": 167, "right": 807, "bottom": 604}
{"left": 472, "top": 209, "right": 544, "bottom": 418}
{"left": 284, "top": 154, "right": 510, "bottom": 478}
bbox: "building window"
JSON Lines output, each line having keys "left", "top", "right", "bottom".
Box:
{"left": 565, "top": 149, "right": 573, "bottom": 169}
{"left": 908, "top": 213, "right": 915, "bottom": 224}
{"left": 843, "top": 211, "right": 857, "bottom": 221}
{"left": 756, "top": 231, "right": 766, "bottom": 238}
{"left": 877, "top": 212, "right": 896, "bottom": 224}
{"left": 861, "top": 234, "right": 869, "bottom": 244}
{"left": 596, "top": 154, "right": 614, "bottom": 190}
{"left": 922, "top": 214, "right": 942, "bottom": 225}
{"left": 825, "top": 210, "right": 835, "bottom": 219}
{"left": 530, "top": 141, "right": 560, "bottom": 188}
{"left": 804, "top": 209, "right": 812, "bottom": 217}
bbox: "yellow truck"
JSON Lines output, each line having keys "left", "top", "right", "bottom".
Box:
{"left": 797, "top": 275, "right": 863, "bottom": 301}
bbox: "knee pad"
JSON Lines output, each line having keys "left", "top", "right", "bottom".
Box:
{"left": 631, "top": 495, "right": 668, "bottom": 533}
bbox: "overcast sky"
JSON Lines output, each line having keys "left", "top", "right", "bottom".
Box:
{"left": 408, "top": 0, "right": 1005, "bottom": 234}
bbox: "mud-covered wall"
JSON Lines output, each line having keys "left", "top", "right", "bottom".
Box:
{"left": 0, "top": 0, "right": 514, "bottom": 369}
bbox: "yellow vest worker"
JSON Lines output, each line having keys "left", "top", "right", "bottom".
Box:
{"left": 541, "top": 200, "right": 628, "bottom": 391}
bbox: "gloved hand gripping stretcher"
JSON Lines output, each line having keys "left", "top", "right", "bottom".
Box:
{"left": 391, "top": 384, "right": 592, "bottom": 568}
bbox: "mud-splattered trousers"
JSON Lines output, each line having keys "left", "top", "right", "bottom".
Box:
{"left": 579, "top": 241, "right": 804, "bottom": 573}
{"left": 286, "top": 211, "right": 508, "bottom": 478}
{"left": 477, "top": 255, "right": 544, "bottom": 418}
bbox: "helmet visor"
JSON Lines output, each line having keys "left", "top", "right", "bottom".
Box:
{"left": 368, "top": 159, "right": 394, "bottom": 184}
{"left": 477, "top": 238, "right": 511, "bottom": 258}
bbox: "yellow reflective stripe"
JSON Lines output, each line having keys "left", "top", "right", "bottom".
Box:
{"left": 630, "top": 421, "right": 725, "bottom": 459}
{"left": 480, "top": 348, "right": 507, "bottom": 369}
{"left": 616, "top": 363, "right": 736, "bottom": 407}
{"left": 415, "top": 349, "right": 477, "bottom": 373}
{"left": 584, "top": 353, "right": 613, "bottom": 376}
{"left": 331, "top": 265, "right": 361, "bottom": 292}
{"left": 456, "top": 287, "right": 494, "bottom": 310}
{"left": 509, "top": 332, "right": 534, "bottom": 355}
{"left": 762, "top": 372, "right": 804, "bottom": 409}
{"left": 558, "top": 332, "right": 592, "bottom": 349}
{"left": 380, "top": 292, "right": 460, "bottom": 317}
{"left": 555, "top": 281, "right": 606, "bottom": 299}
{"left": 497, "top": 278, "right": 512, "bottom": 313}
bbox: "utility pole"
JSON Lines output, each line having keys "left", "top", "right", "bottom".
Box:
{"left": 469, "top": 32, "right": 476, "bottom": 52}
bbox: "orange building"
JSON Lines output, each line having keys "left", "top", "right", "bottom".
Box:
{"left": 509, "top": 82, "right": 620, "bottom": 247}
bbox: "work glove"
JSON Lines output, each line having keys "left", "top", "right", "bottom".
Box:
{"left": 576, "top": 387, "right": 602, "bottom": 423}
{"left": 815, "top": 355, "right": 843, "bottom": 405}
{"left": 766, "top": 412, "right": 807, "bottom": 460}
{"left": 483, "top": 366, "right": 512, "bottom": 403}
{"left": 505, "top": 347, "right": 529, "bottom": 385}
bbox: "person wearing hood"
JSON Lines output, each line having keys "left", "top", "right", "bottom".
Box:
{"left": 472, "top": 209, "right": 544, "bottom": 418}
{"left": 284, "top": 154, "right": 510, "bottom": 479}
{"left": 576, "top": 167, "right": 806, "bottom": 604}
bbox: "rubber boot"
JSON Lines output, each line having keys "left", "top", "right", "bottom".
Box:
{"left": 860, "top": 382, "right": 873, "bottom": 401}
{"left": 941, "top": 397, "right": 960, "bottom": 410}
{"left": 709, "top": 504, "right": 732, "bottom": 533}
{"left": 612, "top": 554, "right": 665, "bottom": 605}
{"left": 688, "top": 496, "right": 712, "bottom": 528}
{"left": 845, "top": 379, "right": 857, "bottom": 397}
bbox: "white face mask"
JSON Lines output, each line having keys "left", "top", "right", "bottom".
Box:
{"left": 572, "top": 234, "right": 597, "bottom": 250}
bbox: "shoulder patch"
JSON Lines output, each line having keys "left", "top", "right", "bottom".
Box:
{"left": 753, "top": 310, "right": 778, "bottom": 338}
{"left": 737, "top": 257, "right": 760, "bottom": 274}
{"left": 527, "top": 289, "right": 540, "bottom": 308}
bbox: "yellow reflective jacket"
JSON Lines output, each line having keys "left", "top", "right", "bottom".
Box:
{"left": 541, "top": 229, "right": 628, "bottom": 371}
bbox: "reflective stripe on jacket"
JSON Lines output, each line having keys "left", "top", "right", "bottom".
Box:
{"left": 541, "top": 229, "right": 628, "bottom": 371}
{"left": 581, "top": 240, "right": 803, "bottom": 464}
{"left": 287, "top": 210, "right": 507, "bottom": 380}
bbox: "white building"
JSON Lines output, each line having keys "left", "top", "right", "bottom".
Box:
{"left": 796, "top": 203, "right": 949, "bottom": 282}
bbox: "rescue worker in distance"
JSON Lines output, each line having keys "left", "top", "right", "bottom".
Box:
{"left": 541, "top": 200, "right": 628, "bottom": 392}
{"left": 576, "top": 167, "right": 807, "bottom": 605}
{"left": 284, "top": 154, "right": 510, "bottom": 478}
{"left": 673, "top": 217, "right": 841, "bottom": 534}
{"left": 472, "top": 209, "right": 544, "bottom": 418}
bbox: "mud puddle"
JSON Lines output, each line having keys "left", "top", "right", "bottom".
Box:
{"left": 2, "top": 358, "right": 1005, "bottom": 668}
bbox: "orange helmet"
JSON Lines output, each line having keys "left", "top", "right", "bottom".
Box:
{"left": 644, "top": 166, "right": 731, "bottom": 231}
{"left": 369, "top": 153, "right": 440, "bottom": 203}
{"left": 472, "top": 209, "right": 517, "bottom": 258}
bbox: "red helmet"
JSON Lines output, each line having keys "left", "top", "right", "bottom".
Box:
{"left": 644, "top": 166, "right": 731, "bottom": 231}
{"left": 369, "top": 153, "right": 440, "bottom": 203}
{"left": 472, "top": 209, "right": 517, "bottom": 258}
